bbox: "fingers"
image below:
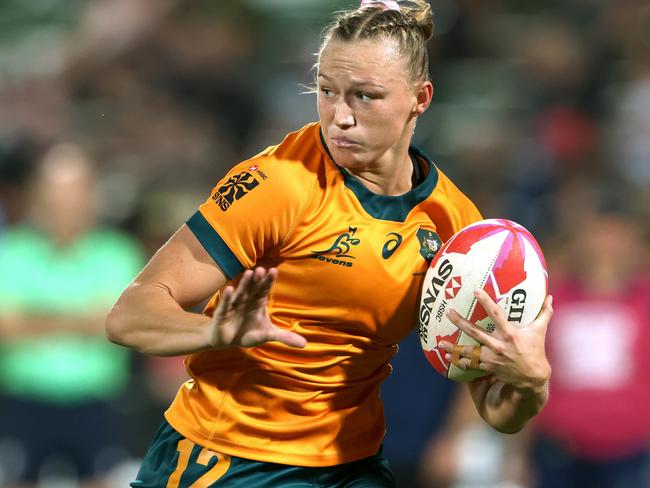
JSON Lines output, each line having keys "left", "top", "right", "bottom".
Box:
{"left": 450, "top": 344, "right": 481, "bottom": 369}
{"left": 470, "top": 344, "right": 481, "bottom": 369}
{"left": 268, "top": 327, "right": 308, "bottom": 348}
{"left": 449, "top": 356, "right": 487, "bottom": 371}
{"left": 214, "top": 267, "right": 277, "bottom": 323}
{"left": 439, "top": 342, "right": 494, "bottom": 372}
{"left": 230, "top": 269, "right": 254, "bottom": 308}
{"left": 250, "top": 267, "right": 278, "bottom": 302}
{"left": 213, "top": 286, "right": 235, "bottom": 320}
{"left": 473, "top": 288, "right": 508, "bottom": 331}
{"left": 445, "top": 308, "right": 501, "bottom": 351}
{"left": 231, "top": 267, "right": 277, "bottom": 308}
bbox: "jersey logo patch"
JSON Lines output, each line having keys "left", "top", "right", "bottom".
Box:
{"left": 382, "top": 232, "right": 403, "bottom": 259}
{"left": 248, "top": 165, "right": 268, "bottom": 180}
{"left": 310, "top": 227, "right": 360, "bottom": 267}
{"left": 417, "top": 228, "right": 442, "bottom": 262}
{"left": 212, "top": 171, "right": 260, "bottom": 211}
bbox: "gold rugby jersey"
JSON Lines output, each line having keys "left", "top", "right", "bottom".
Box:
{"left": 165, "top": 122, "right": 482, "bottom": 466}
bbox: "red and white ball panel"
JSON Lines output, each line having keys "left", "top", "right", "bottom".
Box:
{"left": 418, "top": 219, "right": 548, "bottom": 382}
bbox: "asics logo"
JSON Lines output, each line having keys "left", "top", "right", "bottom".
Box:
{"left": 382, "top": 232, "right": 403, "bottom": 259}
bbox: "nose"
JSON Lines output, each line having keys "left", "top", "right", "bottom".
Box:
{"left": 334, "top": 101, "right": 355, "bottom": 129}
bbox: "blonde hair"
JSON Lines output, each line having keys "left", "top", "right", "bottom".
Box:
{"left": 317, "top": 1, "right": 434, "bottom": 83}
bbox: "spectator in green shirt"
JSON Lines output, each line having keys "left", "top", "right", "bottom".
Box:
{"left": 0, "top": 143, "right": 144, "bottom": 488}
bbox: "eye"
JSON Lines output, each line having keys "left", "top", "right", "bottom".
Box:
{"left": 320, "top": 87, "right": 334, "bottom": 97}
{"left": 357, "top": 92, "right": 373, "bottom": 101}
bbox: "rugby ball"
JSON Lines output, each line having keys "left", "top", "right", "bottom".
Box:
{"left": 418, "top": 219, "right": 548, "bottom": 382}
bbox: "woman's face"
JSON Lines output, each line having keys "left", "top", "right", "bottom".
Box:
{"left": 317, "top": 38, "right": 429, "bottom": 170}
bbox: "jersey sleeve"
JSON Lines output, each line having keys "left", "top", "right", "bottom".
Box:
{"left": 186, "top": 157, "right": 314, "bottom": 280}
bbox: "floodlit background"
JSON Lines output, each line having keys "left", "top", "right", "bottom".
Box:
{"left": 0, "top": 1, "right": 648, "bottom": 487}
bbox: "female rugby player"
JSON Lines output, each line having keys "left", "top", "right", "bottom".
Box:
{"left": 107, "top": 1, "right": 553, "bottom": 486}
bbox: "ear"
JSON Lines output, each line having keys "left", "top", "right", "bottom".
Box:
{"left": 412, "top": 80, "right": 434, "bottom": 116}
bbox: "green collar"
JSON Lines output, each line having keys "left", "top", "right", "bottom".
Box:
{"left": 319, "top": 130, "right": 439, "bottom": 222}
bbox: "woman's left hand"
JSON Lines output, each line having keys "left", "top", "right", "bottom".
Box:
{"left": 439, "top": 289, "right": 553, "bottom": 395}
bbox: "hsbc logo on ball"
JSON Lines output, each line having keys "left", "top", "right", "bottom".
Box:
{"left": 444, "top": 276, "right": 462, "bottom": 300}
{"left": 419, "top": 258, "right": 454, "bottom": 343}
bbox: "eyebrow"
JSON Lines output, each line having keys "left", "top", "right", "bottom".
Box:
{"left": 318, "top": 73, "right": 385, "bottom": 88}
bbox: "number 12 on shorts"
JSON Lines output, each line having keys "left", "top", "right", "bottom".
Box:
{"left": 166, "top": 439, "right": 231, "bottom": 488}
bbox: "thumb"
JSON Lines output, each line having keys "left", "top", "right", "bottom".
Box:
{"left": 267, "top": 327, "right": 308, "bottom": 348}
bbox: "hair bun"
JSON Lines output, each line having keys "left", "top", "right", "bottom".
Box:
{"left": 319, "top": 0, "right": 434, "bottom": 82}
{"left": 401, "top": 1, "right": 434, "bottom": 40}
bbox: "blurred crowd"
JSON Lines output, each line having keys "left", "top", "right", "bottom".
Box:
{"left": 0, "top": 0, "right": 648, "bottom": 487}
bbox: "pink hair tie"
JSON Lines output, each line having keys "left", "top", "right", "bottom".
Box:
{"left": 360, "top": 0, "right": 401, "bottom": 11}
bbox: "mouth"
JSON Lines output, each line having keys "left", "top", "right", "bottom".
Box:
{"left": 330, "top": 136, "right": 359, "bottom": 148}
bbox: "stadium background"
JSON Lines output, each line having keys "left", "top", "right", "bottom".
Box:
{"left": 0, "top": 0, "right": 648, "bottom": 487}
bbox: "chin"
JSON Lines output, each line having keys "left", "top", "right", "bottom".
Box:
{"left": 329, "top": 148, "right": 366, "bottom": 170}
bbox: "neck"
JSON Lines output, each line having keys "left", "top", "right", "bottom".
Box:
{"left": 346, "top": 140, "right": 415, "bottom": 196}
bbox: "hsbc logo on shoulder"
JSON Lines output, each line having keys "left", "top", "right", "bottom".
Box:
{"left": 248, "top": 164, "right": 268, "bottom": 180}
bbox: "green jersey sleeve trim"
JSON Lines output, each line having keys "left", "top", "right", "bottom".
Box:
{"left": 186, "top": 211, "right": 245, "bottom": 280}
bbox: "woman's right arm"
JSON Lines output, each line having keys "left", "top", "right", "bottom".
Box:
{"left": 105, "top": 225, "right": 306, "bottom": 356}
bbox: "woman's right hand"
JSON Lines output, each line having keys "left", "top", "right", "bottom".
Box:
{"left": 207, "top": 267, "right": 307, "bottom": 349}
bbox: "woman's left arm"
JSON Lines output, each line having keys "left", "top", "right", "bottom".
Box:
{"left": 438, "top": 290, "right": 554, "bottom": 434}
